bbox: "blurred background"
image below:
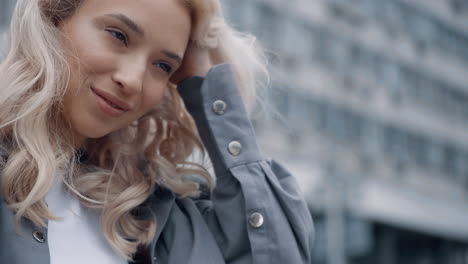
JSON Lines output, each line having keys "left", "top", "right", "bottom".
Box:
{"left": 2, "top": 0, "right": 468, "bottom": 263}
{"left": 220, "top": 0, "right": 468, "bottom": 263}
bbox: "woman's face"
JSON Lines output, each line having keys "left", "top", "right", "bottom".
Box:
{"left": 59, "top": 0, "right": 191, "bottom": 146}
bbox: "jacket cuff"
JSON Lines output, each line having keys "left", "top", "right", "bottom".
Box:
{"left": 177, "top": 64, "right": 263, "bottom": 176}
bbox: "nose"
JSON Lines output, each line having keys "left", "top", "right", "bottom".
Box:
{"left": 111, "top": 57, "right": 146, "bottom": 95}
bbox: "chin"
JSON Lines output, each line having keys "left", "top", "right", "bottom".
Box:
{"left": 77, "top": 125, "right": 115, "bottom": 140}
{"left": 70, "top": 116, "right": 129, "bottom": 142}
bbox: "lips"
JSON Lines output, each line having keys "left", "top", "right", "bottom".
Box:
{"left": 91, "top": 87, "right": 131, "bottom": 111}
{"left": 90, "top": 87, "right": 133, "bottom": 118}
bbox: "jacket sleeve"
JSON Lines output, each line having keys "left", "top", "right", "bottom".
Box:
{"left": 177, "top": 64, "right": 314, "bottom": 264}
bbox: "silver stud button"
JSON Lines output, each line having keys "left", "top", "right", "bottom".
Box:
{"left": 228, "top": 141, "right": 242, "bottom": 156}
{"left": 32, "top": 230, "right": 46, "bottom": 243}
{"left": 248, "top": 212, "right": 264, "bottom": 228}
{"left": 212, "top": 100, "right": 227, "bottom": 115}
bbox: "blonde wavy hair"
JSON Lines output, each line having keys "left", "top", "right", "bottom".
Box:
{"left": 0, "top": 0, "right": 268, "bottom": 260}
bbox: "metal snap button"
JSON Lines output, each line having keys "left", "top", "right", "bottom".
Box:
{"left": 228, "top": 141, "right": 242, "bottom": 156}
{"left": 212, "top": 100, "right": 227, "bottom": 115}
{"left": 248, "top": 212, "right": 264, "bottom": 228}
{"left": 32, "top": 230, "right": 46, "bottom": 243}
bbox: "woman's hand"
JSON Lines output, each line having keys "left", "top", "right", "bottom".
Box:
{"left": 170, "top": 41, "right": 226, "bottom": 85}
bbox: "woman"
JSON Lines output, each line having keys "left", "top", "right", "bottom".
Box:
{"left": 0, "top": 0, "right": 314, "bottom": 263}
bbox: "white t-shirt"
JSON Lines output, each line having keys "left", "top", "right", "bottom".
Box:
{"left": 45, "top": 179, "right": 127, "bottom": 264}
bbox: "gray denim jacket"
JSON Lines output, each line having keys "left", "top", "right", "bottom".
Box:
{"left": 0, "top": 64, "right": 314, "bottom": 264}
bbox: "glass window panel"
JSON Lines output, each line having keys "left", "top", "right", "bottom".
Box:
{"left": 380, "top": 1, "right": 401, "bottom": 37}
{"left": 406, "top": 134, "right": 428, "bottom": 167}
{"left": 313, "top": 30, "right": 332, "bottom": 67}
{"left": 363, "top": 121, "right": 384, "bottom": 155}
{"left": 256, "top": 4, "right": 279, "bottom": 47}
{"left": 346, "top": 112, "right": 363, "bottom": 144}
{"left": 330, "top": 39, "right": 351, "bottom": 72}
{"left": 427, "top": 142, "right": 444, "bottom": 171}
{"left": 241, "top": 1, "right": 261, "bottom": 34}
{"left": 309, "top": 99, "right": 324, "bottom": 131}
{"left": 454, "top": 150, "right": 468, "bottom": 180}
{"left": 442, "top": 145, "right": 457, "bottom": 177}
{"left": 326, "top": 106, "right": 344, "bottom": 140}
{"left": 270, "top": 83, "right": 289, "bottom": 116}
{"left": 0, "top": 1, "right": 8, "bottom": 28}
{"left": 222, "top": 0, "right": 245, "bottom": 29}
{"left": 287, "top": 92, "right": 310, "bottom": 129}
{"left": 278, "top": 17, "right": 310, "bottom": 59}
{"left": 0, "top": 0, "right": 14, "bottom": 28}
{"left": 315, "top": 101, "right": 328, "bottom": 133}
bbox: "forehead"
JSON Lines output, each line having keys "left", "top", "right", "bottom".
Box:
{"left": 77, "top": 0, "right": 192, "bottom": 52}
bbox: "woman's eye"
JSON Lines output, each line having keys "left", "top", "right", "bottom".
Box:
{"left": 155, "top": 62, "right": 173, "bottom": 74}
{"left": 106, "top": 29, "right": 128, "bottom": 46}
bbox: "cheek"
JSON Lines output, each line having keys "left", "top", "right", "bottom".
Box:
{"left": 70, "top": 47, "right": 113, "bottom": 79}
{"left": 140, "top": 84, "right": 169, "bottom": 113}
{"left": 62, "top": 26, "right": 115, "bottom": 78}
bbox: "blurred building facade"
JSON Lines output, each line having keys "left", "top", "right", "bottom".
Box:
{"left": 221, "top": 0, "right": 468, "bottom": 263}
{"left": 2, "top": 0, "right": 468, "bottom": 263}
{"left": 0, "top": 0, "right": 14, "bottom": 52}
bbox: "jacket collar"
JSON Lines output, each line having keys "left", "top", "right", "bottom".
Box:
{"left": 143, "top": 185, "right": 175, "bottom": 263}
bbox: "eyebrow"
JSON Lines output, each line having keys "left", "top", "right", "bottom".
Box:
{"left": 105, "top": 13, "right": 145, "bottom": 37}
{"left": 162, "top": 50, "right": 183, "bottom": 65}
{"left": 105, "top": 13, "right": 183, "bottom": 65}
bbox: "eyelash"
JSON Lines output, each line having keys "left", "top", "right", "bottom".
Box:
{"left": 106, "top": 29, "right": 128, "bottom": 46}
{"left": 106, "top": 28, "right": 173, "bottom": 75}
{"left": 154, "top": 62, "right": 173, "bottom": 74}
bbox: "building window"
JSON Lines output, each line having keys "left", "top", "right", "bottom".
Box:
{"left": 0, "top": 0, "right": 14, "bottom": 28}
{"left": 379, "top": 1, "right": 402, "bottom": 38}
{"left": 451, "top": 0, "right": 468, "bottom": 14}
{"left": 256, "top": 4, "right": 279, "bottom": 48}
{"left": 453, "top": 150, "right": 468, "bottom": 182}
{"left": 328, "top": 38, "right": 351, "bottom": 73}
{"left": 427, "top": 142, "right": 444, "bottom": 172}
{"left": 222, "top": 0, "right": 245, "bottom": 29}
{"left": 407, "top": 134, "right": 429, "bottom": 168}
{"left": 240, "top": 1, "right": 261, "bottom": 34}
